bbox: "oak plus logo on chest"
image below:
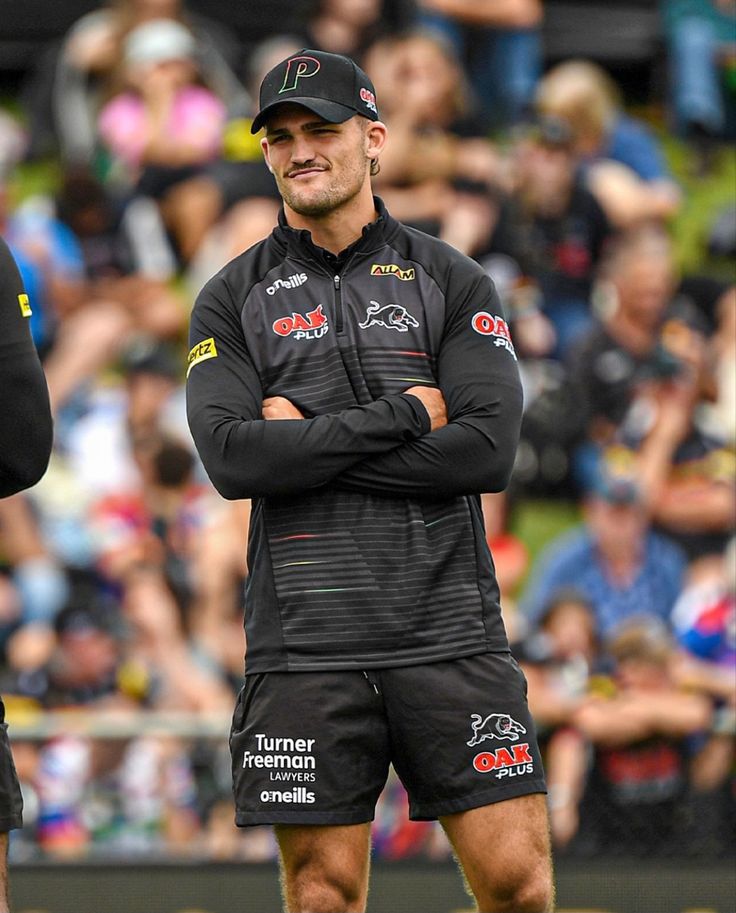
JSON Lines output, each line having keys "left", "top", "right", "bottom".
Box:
{"left": 272, "top": 304, "right": 328, "bottom": 340}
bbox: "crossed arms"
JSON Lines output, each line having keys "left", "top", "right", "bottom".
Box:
{"left": 186, "top": 268, "right": 522, "bottom": 501}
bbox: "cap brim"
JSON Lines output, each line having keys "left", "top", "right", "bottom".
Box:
{"left": 251, "top": 98, "right": 357, "bottom": 133}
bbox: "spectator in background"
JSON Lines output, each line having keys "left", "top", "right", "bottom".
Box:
{"left": 516, "top": 591, "right": 601, "bottom": 850}
{"left": 521, "top": 468, "right": 687, "bottom": 639}
{"left": 45, "top": 0, "right": 246, "bottom": 166}
{"left": 608, "top": 311, "right": 735, "bottom": 564}
{"left": 303, "top": 0, "right": 414, "bottom": 60}
{"left": 565, "top": 620, "right": 712, "bottom": 856}
{"left": 662, "top": 0, "right": 736, "bottom": 171}
{"left": 535, "top": 60, "right": 681, "bottom": 227}
{"left": 561, "top": 224, "right": 703, "bottom": 487}
{"left": 97, "top": 17, "right": 227, "bottom": 266}
{"left": 418, "top": 0, "right": 543, "bottom": 131}
{"left": 169, "top": 35, "right": 303, "bottom": 278}
{"left": 363, "top": 29, "right": 507, "bottom": 256}
{"left": 488, "top": 114, "right": 612, "bottom": 357}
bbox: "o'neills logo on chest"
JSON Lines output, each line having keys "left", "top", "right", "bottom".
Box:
{"left": 371, "top": 264, "right": 415, "bottom": 281}
{"left": 272, "top": 304, "right": 328, "bottom": 339}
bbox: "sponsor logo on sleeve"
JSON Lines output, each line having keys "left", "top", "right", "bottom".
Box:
{"left": 187, "top": 337, "right": 218, "bottom": 376}
{"left": 471, "top": 312, "right": 517, "bottom": 360}
{"left": 370, "top": 264, "right": 415, "bottom": 281}
{"left": 266, "top": 273, "right": 308, "bottom": 295}
{"left": 359, "top": 300, "right": 419, "bottom": 333}
{"left": 18, "top": 294, "right": 32, "bottom": 317}
{"left": 272, "top": 304, "right": 328, "bottom": 339}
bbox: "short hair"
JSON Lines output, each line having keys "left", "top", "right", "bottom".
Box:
{"left": 536, "top": 59, "right": 622, "bottom": 142}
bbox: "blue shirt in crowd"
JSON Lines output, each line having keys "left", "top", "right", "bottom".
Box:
{"left": 521, "top": 526, "right": 688, "bottom": 637}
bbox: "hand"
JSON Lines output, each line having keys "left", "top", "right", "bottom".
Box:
{"left": 404, "top": 385, "right": 448, "bottom": 431}
{"left": 262, "top": 397, "right": 305, "bottom": 420}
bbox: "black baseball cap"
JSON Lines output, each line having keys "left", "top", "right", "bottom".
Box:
{"left": 251, "top": 48, "right": 379, "bottom": 134}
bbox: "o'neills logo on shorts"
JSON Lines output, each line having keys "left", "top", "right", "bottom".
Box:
{"left": 371, "top": 264, "right": 415, "bottom": 281}
{"left": 473, "top": 743, "right": 534, "bottom": 779}
{"left": 471, "top": 312, "right": 516, "bottom": 360}
{"left": 260, "top": 787, "right": 316, "bottom": 804}
{"left": 272, "top": 304, "right": 328, "bottom": 339}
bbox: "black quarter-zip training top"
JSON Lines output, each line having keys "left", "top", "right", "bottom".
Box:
{"left": 186, "top": 198, "right": 523, "bottom": 672}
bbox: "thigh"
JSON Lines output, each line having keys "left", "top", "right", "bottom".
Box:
{"left": 441, "top": 793, "right": 553, "bottom": 911}
{"left": 382, "top": 652, "right": 547, "bottom": 821}
{"left": 276, "top": 822, "right": 371, "bottom": 913}
{"left": 230, "top": 671, "right": 390, "bottom": 826}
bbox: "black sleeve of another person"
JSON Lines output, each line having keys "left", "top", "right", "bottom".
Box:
{"left": 0, "top": 237, "right": 52, "bottom": 497}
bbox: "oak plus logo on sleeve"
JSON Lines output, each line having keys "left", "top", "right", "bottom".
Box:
{"left": 471, "top": 312, "right": 517, "bottom": 360}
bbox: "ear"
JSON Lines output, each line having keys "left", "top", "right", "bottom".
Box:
{"left": 261, "top": 138, "right": 274, "bottom": 172}
{"left": 365, "top": 120, "right": 388, "bottom": 163}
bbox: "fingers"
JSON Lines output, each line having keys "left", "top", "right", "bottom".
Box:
{"left": 262, "top": 396, "right": 305, "bottom": 420}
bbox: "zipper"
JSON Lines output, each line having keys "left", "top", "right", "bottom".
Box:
{"left": 333, "top": 273, "right": 344, "bottom": 335}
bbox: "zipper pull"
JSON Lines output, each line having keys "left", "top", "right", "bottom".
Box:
{"left": 334, "top": 275, "right": 341, "bottom": 290}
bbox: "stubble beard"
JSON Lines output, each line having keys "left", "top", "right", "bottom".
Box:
{"left": 278, "top": 159, "right": 368, "bottom": 218}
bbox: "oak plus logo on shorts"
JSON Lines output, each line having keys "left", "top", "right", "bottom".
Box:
{"left": 245, "top": 733, "right": 319, "bottom": 805}
{"left": 272, "top": 304, "right": 328, "bottom": 340}
{"left": 359, "top": 299, "right": 419, "bottom": 333}
{"left": 472, "top": 742, "right": 534, "bottom": 779}
{"left": 471, "top": 312, "right": 517, "bottom": 360}
{"left": 466, "top": 712, "right": 534, "bottom": 780}
{"left": 370, "top": 263, "right": 415, "bottom": 281}
{"left": 266, "top": 273, "right": 308, "bottom": 296}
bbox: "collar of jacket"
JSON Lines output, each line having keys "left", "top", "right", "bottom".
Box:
{"left": 273, "top": 196, "right": 398, "bottom": 264}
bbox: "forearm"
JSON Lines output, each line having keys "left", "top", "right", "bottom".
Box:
{"left": 654, "top": 484, "right": 736, "bottom": 532}
{"left": 333, "top": 382, "right": 522, "bottom": 498}
{"left": 188, "top": 393, "right": 430, "bottom": 500}
{"left": 420, "top": 0, "right": 543, "bottom": 28}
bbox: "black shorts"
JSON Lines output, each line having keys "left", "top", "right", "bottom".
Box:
{"left": 0, "top": 699, "right": 23, "bottom": 832}
{"left": 230, "top": 651, "right": 546, "bottom": 826}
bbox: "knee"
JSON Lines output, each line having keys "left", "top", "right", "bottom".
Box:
{"left": 286, "top": 861, "right": 365, "bottom": 913}
{"left": 487, "top": 866, "right": 554, "bottom": 913}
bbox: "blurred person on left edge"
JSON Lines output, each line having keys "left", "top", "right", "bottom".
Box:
{"left": 0, "top": 237, "right": 53, "bottom": 910}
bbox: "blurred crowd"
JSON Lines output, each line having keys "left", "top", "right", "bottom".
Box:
{"left": 0, "top": 0, "right": 734, "bottom": 865}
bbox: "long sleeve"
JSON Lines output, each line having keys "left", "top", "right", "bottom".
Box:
{"left": 333, "top": 269, "right": 523, "bottom": 498}
{"left": 0, "top": 237, "right": 53, "bottom": 497}
{"left": 186, "top": 278, "right": 431, "bottom": 500}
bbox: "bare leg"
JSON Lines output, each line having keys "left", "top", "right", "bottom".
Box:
{"left": 441, "top": 793, "right": 554, "bottom": 912}
{"left": 0, "top": 833, "right": 11, "bottom": 913}
{"left": 275, "top": 823, "right": 371, "bottom": 913}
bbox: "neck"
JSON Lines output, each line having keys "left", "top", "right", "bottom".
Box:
{"left": 284, "top": 184, "right": 377, "bottom": 255}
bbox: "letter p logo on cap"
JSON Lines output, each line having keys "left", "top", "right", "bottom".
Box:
{"left": 280, "top": 56, "right": 321, "bottom": 94}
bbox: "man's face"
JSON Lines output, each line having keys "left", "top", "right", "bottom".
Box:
{"left": 615, "top": 252, "right": 674, "bottom": 330}
{"left": 261, "top": 105, "right": 374, "bottom": 217}
{"left": 585, "top": 497, "right": 647, "bottom": 561}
